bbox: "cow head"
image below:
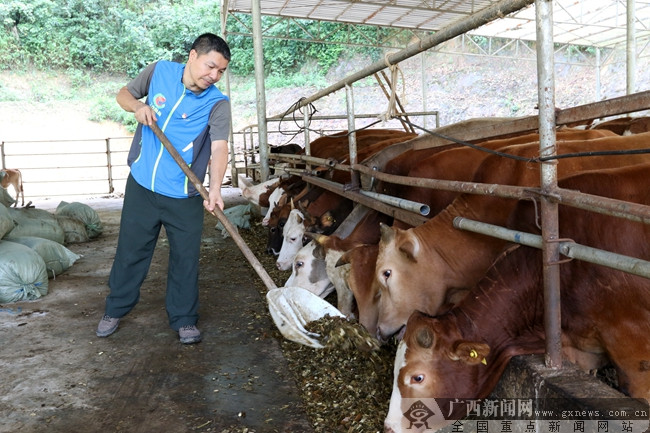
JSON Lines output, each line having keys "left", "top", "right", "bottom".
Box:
{"left": 276, "top": 209, "right": 312, "bottom": 270}
{"left": 285, "top": 240, "right": 334, "bottom": 298}
{"left": 336, "top": 243, "right": 380, "bottom": 336}
{"left": 261, "top": 187, "right": 285, "bottom": 226}
{"left": 374, "top": 223, "right": 451, "bottom": 342}
{"left": 266, "top": 199, "right": 291, "bottom": 255}
{"left": 384, "top": 311, "right": 490, "bottom": 433}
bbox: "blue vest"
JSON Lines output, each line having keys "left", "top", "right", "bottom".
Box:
{"left": 128, "top": 61, "right": 229, "bottom": 198}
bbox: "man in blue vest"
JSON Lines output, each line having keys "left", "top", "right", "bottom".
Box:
{"left": 96, "top": 33, "right": 231, "bottom": 344}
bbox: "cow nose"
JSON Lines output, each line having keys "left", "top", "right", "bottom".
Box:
{"left": 384, "top": 425, "right": 396, "bottom": 433}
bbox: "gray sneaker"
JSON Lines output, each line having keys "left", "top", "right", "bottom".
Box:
{"left": 96, "top": 315, "right": 120, "bottom": 337}
{"left": 179, "top": 325, "right": 201, "bottom": 344}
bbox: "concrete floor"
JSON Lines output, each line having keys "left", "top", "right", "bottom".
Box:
{"left": 0, "top": 191, "right": 314, "bottom": 433}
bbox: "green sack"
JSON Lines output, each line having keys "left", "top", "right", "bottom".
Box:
{"left": 55, "top": 215, "right": 90, "bottom": 244}
{"left": 215, "top": 203, "right": 252, "bottom": 237}
{"left": 5, "top": 236, "right": 81, "bottom": 278}
{"left": 0, "top": 204, "right": 14, "bottom": 239}
{"left": 0, "top": 185, "right": 16, "bottom": 207}
{"left": 55, "top": 201, "right": 103, "bottom": 239}
{"left": 6, "top": 208, "right": 65, "bottom": 244}
{"left": 0, "top": 240, "right": 48, "bottom": 303}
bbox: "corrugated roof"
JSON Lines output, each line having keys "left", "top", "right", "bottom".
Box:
{"left": 224, "top": 0, "right": 650, "bottom": 48}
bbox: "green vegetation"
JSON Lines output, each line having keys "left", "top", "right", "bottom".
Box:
{"left": 0, "top": 0, "right": 396, "bottom": 130}
{"left": 0, "top": 0, "right": 389, "bottom": 78}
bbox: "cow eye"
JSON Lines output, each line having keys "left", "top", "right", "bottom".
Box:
{"left": 382, "top": 269, "right": 391, "bottom": 281}
{"left": 270, "top": 227, "right": 277, "bottom": 234}
{"left": 411, "top": 374, "right": 425, "bottom": 384}
{"left": 290, "top": 237, "right": 298, "bottom": 242}
{"left": 295, "top": 261, "right": 304, "bottom": 269}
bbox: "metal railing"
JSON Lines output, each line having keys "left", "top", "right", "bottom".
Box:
{"left": 1, "top": 137, "right": 133, "bottom": 199}
{"left": 232, "top": 111, "right": 439, "bottom": 182}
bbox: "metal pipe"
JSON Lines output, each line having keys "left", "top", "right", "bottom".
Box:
{"left": 105, "top": 138, "right": 114, "bottom": 194}
{"left": 453, "top": 217, "right": 650, "bottom": 279}
{"left": 359, "top": 190, "right": 430, "bottom": 216}
{"left": 267, "top": 0, "right": 536, "bottom": 120}
{"left": 627, "top": 0, "right": 637, "bottom": 95}
{"left": 271, "top": 153, "right": 337, "bottom": 167}
{"left": 346, "top": 83, "right": 360, "bottom": 189}
{"left": 536, "top": 0, "right": 562, "bottom": 369}
{"left": 252, "top": 0, "right": 270, "bottom": 181}
{"left": 304, "top": 175, "right": 428, "bottom": 227}
{"left": 221, "top": 9, "right": 238, "bottom": 187}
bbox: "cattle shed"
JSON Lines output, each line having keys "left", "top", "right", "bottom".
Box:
{"left": 2, "top": 2, "right": 650, "bottom": 433}
{"left": 219, "top": 0, "right": 650, "bottom": 431}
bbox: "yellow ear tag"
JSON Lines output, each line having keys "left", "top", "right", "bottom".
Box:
{"left": 481, "top": 358, "right": 487, "bottom": 365}
{"left": 469, "top": 349, "right": 478, "bottom": 358}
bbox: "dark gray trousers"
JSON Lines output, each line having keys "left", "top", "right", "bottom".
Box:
{"left": 104, "top": 174, "right": 204, "bottom": 331}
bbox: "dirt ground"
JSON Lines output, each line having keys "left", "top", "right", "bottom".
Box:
{"left": 0, "top": 190, "right": 315, "bottom": 433}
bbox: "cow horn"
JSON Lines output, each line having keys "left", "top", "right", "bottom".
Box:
{"left": 379, "top": 222, "right": 394, "bottom": 243}
{"left": 335, "top": 251, "right": 351, "bottom": 268}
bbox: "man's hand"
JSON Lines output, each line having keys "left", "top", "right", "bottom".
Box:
{"left": 116, "top": 86, "right": 157, "bottom": 125}
{"left": 204, "top": 188, "right": 224, "bottom": 213}
{"left": 134, "top": 103, "right": 157, "bottom": 126}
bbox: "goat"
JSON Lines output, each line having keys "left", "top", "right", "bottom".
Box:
{"left": 0, "top": 168, "right": 25, "bottom": 207}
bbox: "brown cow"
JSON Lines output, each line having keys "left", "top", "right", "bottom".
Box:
{"left": 590, "top": 115, "right": 650, "bottom": 135}
{"left": 0, "top": 168, "right": 24, "bottom": 207}
{"left": 385, "top": 163, "right": 650, "bottom": 432}
{"left": 374, "top": 130, "right": 650, "bottom": 342}
{"left": 336, "top": 128, "right": 615, "bottom": 335}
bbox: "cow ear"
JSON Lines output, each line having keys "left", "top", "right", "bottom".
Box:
{"left": 320, "top": 211, "right": 335, "bottom": 228}
{"left": 449, "top": 341, "right": 490, "bottom": 365}
{"left": 312, "top": 242, "right": 326, "bottom": 260}
{"left": 379, "top": 223, "right": 395, "bottom": 244}
{"left": 414, "top": 326, "right": 434, "bottom": 349}
{"left": 336, "top": 250, "right": 351, "bottom": 267}
{"left": 398, "top": 233, "right": 420, "bottom": 262}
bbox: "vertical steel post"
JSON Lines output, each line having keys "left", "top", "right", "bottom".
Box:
{"left": 421, "top": 52, "right": 428, "bottom": 129}
{"left": 345, "top": 83, "right": 360, "bottom": 189}
{"left": 105, "top": 138, "right": 114, "bottom": 194}
{"left": 221, "top": 8, "right": 238, "bottom": 187}
{"left": 595, "top": 47, "right": 602, "bottom": 101}
{"left": 1, "top": 141, "right": 6, "bottom": 169}
{"left": 304, "top": 107, "right": 311, "bottom": 173}
{"left": 627, "top": 0, "right": 637, "bottom": 95}
{"left": 536, "top": 0, "right": 562, "bottom": 369}
{"left": 252, "top": 0, "right": 270, "bottom": 181}
{"left": 303, "top": 109, "right": 311, "bottom": 154}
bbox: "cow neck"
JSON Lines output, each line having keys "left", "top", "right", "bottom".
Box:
{"left": 445, "top": 246, "right": 546, "bottom": 397}
{"left": 421, "top": 193, "right": 516, "bottom": 289}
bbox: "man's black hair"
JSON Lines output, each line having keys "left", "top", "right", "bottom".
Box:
{"left": 191, "top": 33, "right": 231, "bottom": 61}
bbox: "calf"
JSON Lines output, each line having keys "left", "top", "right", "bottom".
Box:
{"left": 0, "top": 168, "right": 24, "bottom": 207}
